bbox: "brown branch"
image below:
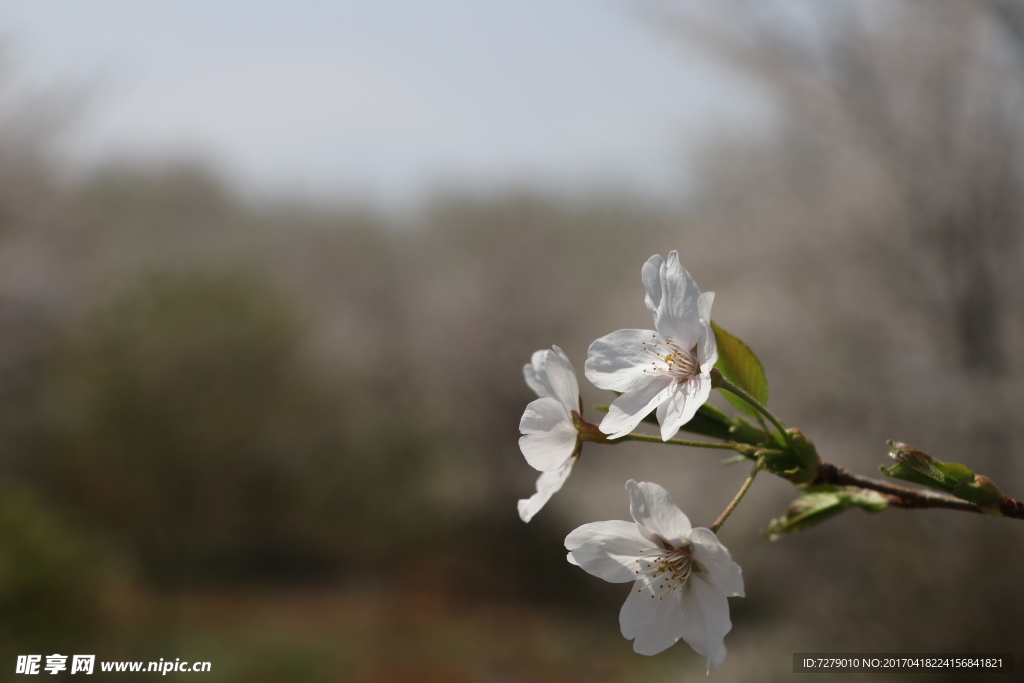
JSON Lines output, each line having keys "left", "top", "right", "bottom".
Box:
{"left": 812, "top": 461, "right": 1024, "bottom": 519}
{"left": 999, "top": 495, "right": 1024, "bottom": 519}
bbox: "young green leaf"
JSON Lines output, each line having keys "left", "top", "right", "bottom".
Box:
{"left": 763, "top": 486, "right": 888, "bottom": 541}
{"left": 711, "top": 320, "right": 769, "bottom": 418}
{"left": 880, "top": 441, "right": 1005, "bottom": 511}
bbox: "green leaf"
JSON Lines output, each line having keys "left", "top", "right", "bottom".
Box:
{"left": 679, "top": 405, "right": 768, "bottom": 446}
{"left": 763, "top": 486, "right": 888, "bottom": 541}
{"left": 681, "top": 403, "right": 743, "bottom": 442}
{"left": 711, "top": 320, "right": 769, "bottom": 418}
{"left": 593, "top": 402, "right": 761, "bottom": 444}
{"left": 597, "top": 394, "right": 770, "bottom": 446}
{"left": 727, "top": 415, "right": 768, "bottom": 446}
{"left": 692, "top": 401, "right": 732, "bottom": 426}
{"left": 952, "top": 475, "right": 1004, "bottom": 513}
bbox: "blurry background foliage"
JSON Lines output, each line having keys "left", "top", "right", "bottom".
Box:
{"left": 1, "top": 1, "right": 1023, "bottom": 681}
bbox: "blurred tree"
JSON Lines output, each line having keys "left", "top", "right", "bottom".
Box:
{"left": 0, "top": 484, "right": 108, "bottom": 648}
{"left": 660, "top": 0, "right": 1024, "bottom": 376}
{"left": 27, "top": 270, "right": 433, "bottom": 584}
{"left": 641, "top": 0, "right": 1024, "bottom": 660}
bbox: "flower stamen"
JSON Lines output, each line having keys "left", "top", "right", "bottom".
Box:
{"left": 640, "top": 336, "right": 700, "bottom": 382}
{"left": 635, "top": 544, "right": 693, "bottom": 599}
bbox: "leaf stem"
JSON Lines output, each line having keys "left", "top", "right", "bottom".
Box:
{"left": 710, "top": 368, "right": 791, "bottom": 446}
{"left": 619, "top": 433, "right": 737, "bottom": 450}
{"left": 711, "top": 461, "right": 762, "bottom": 533}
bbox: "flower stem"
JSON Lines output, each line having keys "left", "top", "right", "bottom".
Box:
{"left": 619, "top": 433, "right": 737, "bottom": 450}
{"left": 710, "top": 461, "right": 762, "bottom": 533}
{"left": 710, "top": 368, "right": 791, "bottom": 446}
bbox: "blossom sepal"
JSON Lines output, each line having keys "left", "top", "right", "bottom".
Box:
{"left": 574, "top": 411, "right": 612, "bottom": 444}
{"left": 783, "top": 429, "right": 820, "bottom": 484}
{"left": 733, "top": 429, "right": 818, "bottom": 484}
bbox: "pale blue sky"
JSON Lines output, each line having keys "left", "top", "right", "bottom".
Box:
{"left": 5, "top": 0, "right": 761, "bottom": 203}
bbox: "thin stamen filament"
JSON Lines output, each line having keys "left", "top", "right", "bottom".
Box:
{"left": 641, "top": 335, "right": 699, "bottom": 380}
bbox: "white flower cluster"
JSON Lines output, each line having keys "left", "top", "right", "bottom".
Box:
{"left": 516, "top": 251, "right": 743, "bottom": 672}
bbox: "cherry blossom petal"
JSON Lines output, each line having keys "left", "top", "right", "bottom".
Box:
{"left": 678, "top": 572, "right": 732, "bottom": 672}
{"left": 585, "top": 328, "right": 662, "bottom": 393}
{"left": 599, "top": 376, "right": 674, "bottom": 439}
{"left": 697, "top": 290, "right": 714, "bottom": 324}
{"left": 523, "top": 349, "right": 554, "bottom": 399}
{"left": 689, "top": 528, "right": 745, "bottom": 598}
{"left": 696, "top": 291, "right": 718, "bottom": 367}
{"left": 519, "top": 397, "right": 577, "bottom": 471}
{"left": 655, "top": 373, "right": 712, "bottom": 441}
{"left": 642, "top": 251, "right": 704, "bottom": 349}
{"left": 565, "top": 520, "right": 652, "bottom": 583}
{"left": 518, "top": 460, "right": 574, "bottom": 522}
{"left": 544, "top": 345, "right": 580, "bottom": 413}
{"left": 619, "top": 577, "right": 685, "bottom": 655}
{"left": 626, "top": 480, "right": 692, "bottom": 545}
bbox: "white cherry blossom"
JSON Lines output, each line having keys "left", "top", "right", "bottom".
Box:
{"left": 518, "top": 346, "right": 597, "bottom": 522}
{"left": 565, "top": 480, "right": 744, "bottom": 672}
{"left": 586, "top": 251, "right": 717, "bottom": 440}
